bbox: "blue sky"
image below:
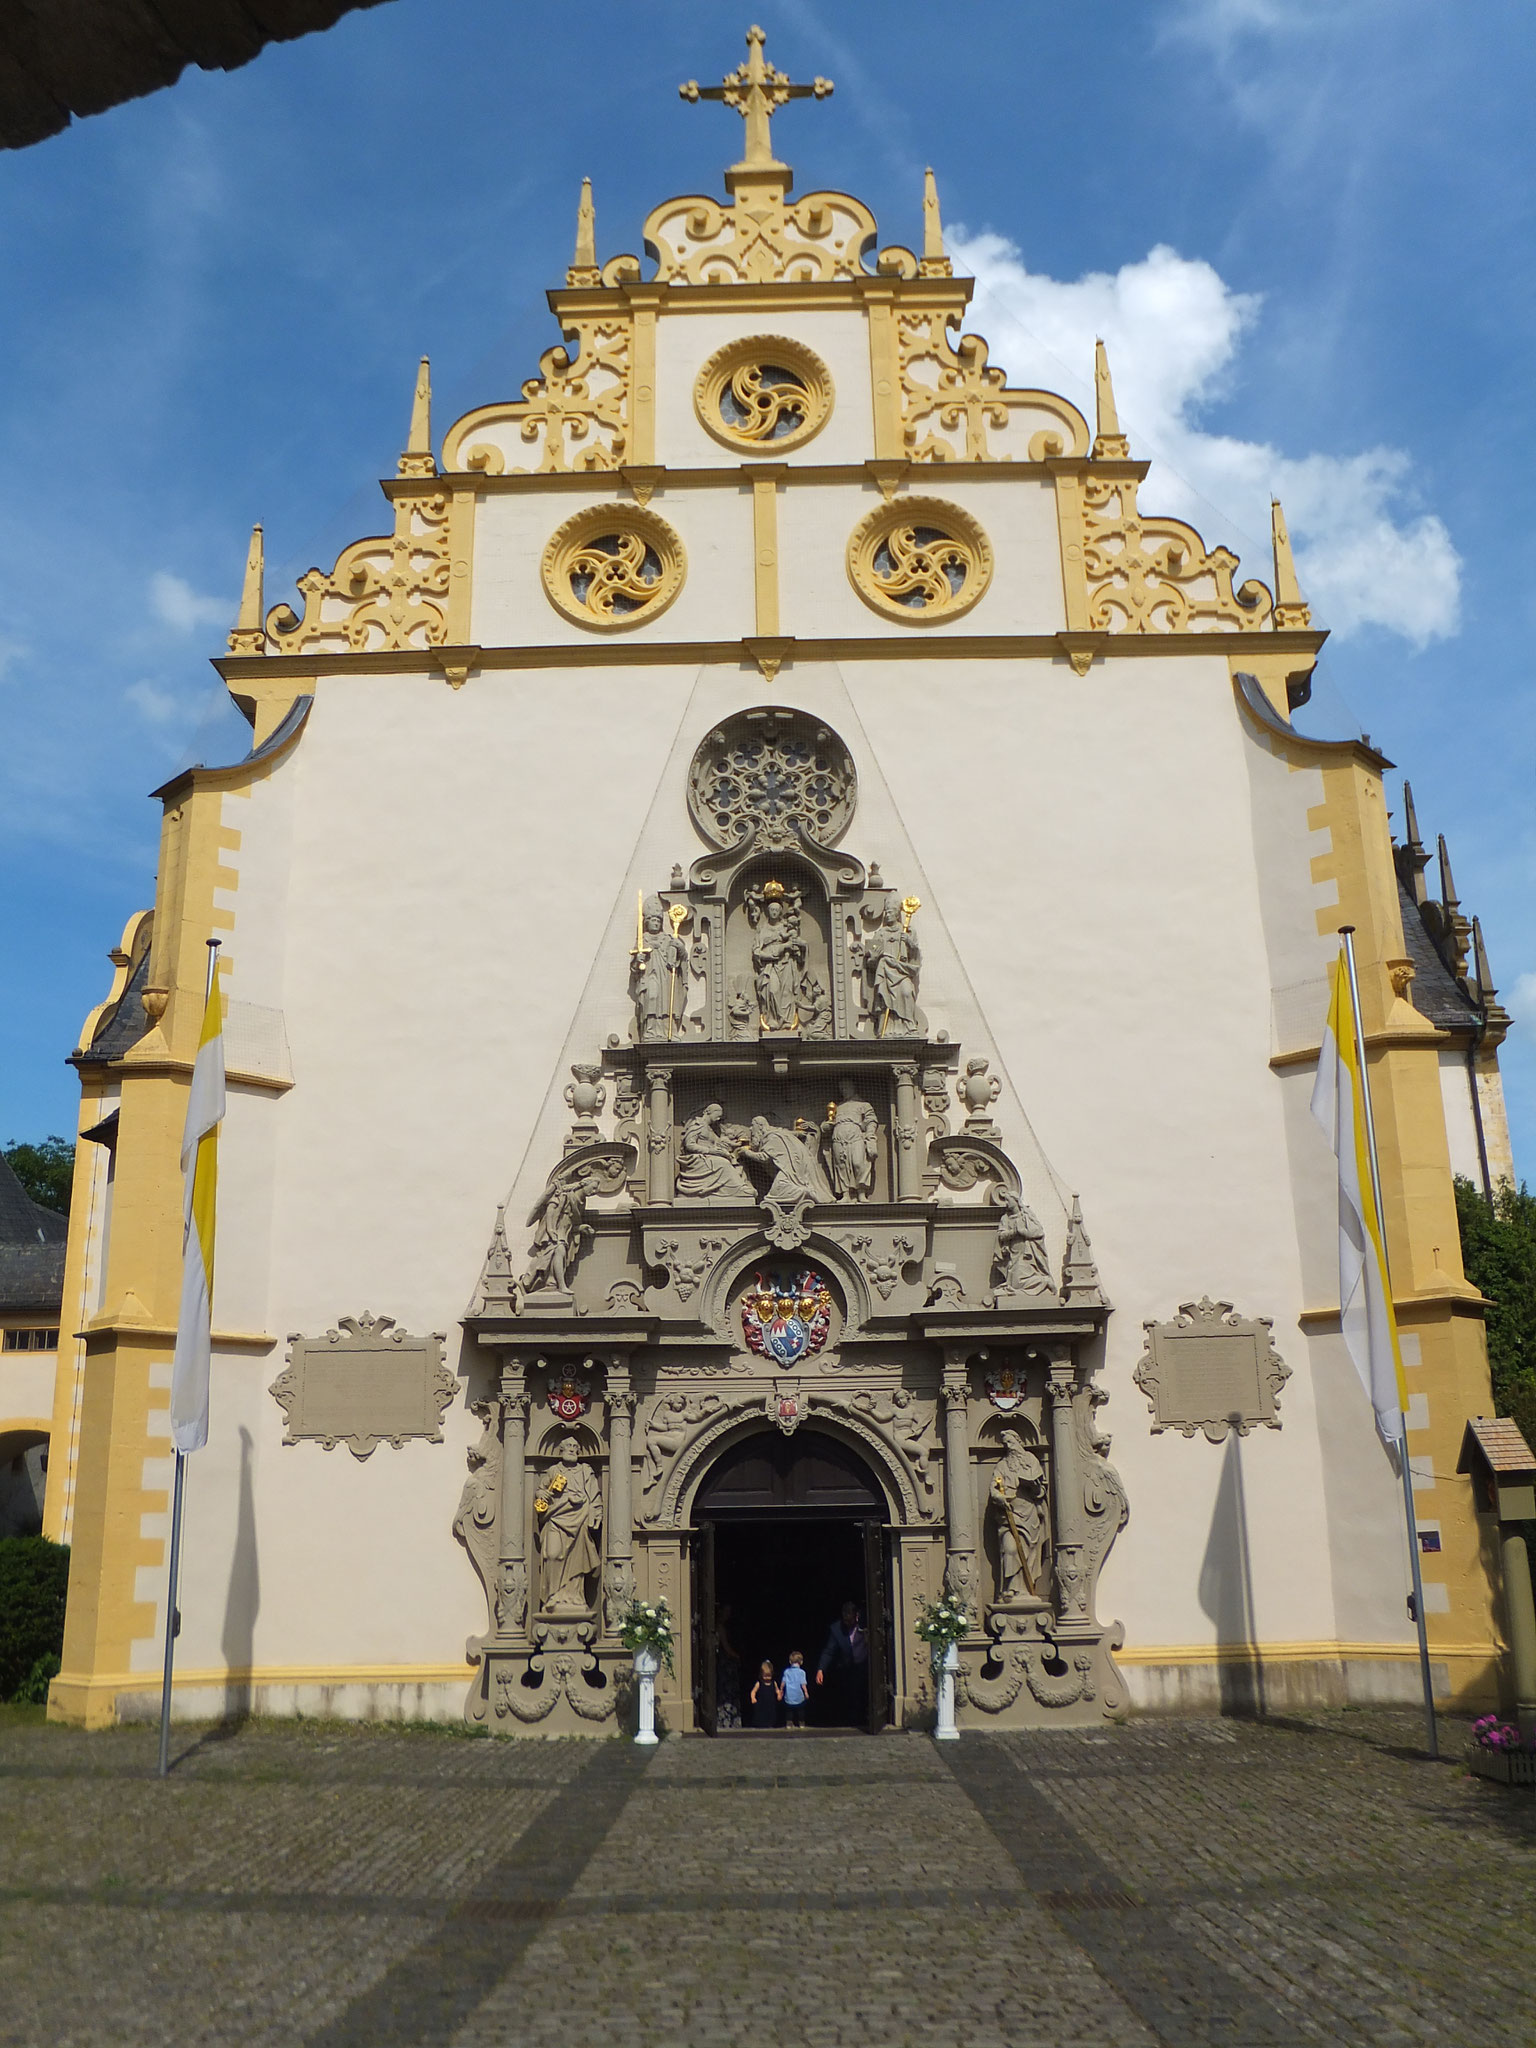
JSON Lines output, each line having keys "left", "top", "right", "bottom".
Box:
{"left": 2, "top": 0, "right": 1532, "bottom": 1169}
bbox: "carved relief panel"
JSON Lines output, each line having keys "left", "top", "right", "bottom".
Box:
{"left": 1134, "top": 1298, "right": 1290, "bottom": 1442}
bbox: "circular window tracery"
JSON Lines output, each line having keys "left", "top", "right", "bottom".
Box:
{"left": 687, "top": 706, "right": 857, "bottom": 851}
{"left": 694, "top": 336, "right": 834, "bottom": 454}
{"left": 540, "top": 505, "right": 686, "bottom": 631}
{"left": 846, "top": 496, "right": 993, "bottom": 625}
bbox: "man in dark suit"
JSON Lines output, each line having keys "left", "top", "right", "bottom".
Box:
{"left": 816, "top": 1599, "right": 868, "bottom": 1726}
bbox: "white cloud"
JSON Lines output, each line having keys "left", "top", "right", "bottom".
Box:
{"left": 1507, "top": 973, "right": 1536, "bottom": 1034}
{"left": 949, "top": 232, "right": 1461, "bottom": 646}
{"left": 150, "top": 570, "right": 230, "bottom": 636}
{"left": 125, "top": 679, "right": 185, "bottom": 727}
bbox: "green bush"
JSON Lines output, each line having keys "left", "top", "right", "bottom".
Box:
{"left": 0, "top": 1537, "right": 69, "bottom": 1702}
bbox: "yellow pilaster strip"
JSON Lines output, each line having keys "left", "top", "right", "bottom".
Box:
{"left": 1053, "top": 471, "right": 1091, "bottom": 632}
{"left": 750, "top": 466, "right": 784, "bottom": 638}
{"left": 630, "top": 295, "right": 658, "bottom": 466}
{"left": 446, "top": 485, "right": 476, "bottom": 643}
{"left": 865, "top": 287, "right": 903, "bottom": 460}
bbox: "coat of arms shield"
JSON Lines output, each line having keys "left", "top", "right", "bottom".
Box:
{"left": 742, "top": 1268, "right": 834, "bottom": 1367}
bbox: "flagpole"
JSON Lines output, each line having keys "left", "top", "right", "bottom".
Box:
{"left": 1339, "top": 925, "right": 1439, "bottom": 1759}
{"left": 157, "top": 939, "right": 220, "bottom": 1780}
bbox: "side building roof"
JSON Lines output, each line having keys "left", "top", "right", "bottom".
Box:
{"left": 0, "top": 1152, "right": 66, "bottom": 1318}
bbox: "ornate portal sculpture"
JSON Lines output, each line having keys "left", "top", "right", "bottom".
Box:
{"left": 748, "top": 880, "right": 805, "bottom": 1032}
{"left": 631, "top": 897, "right": 702, "bottom": 1042}
{"left": 742, "top": 1114, "right": 833, "bottom": 1246}
{"left": 821, "top": 1080, "right": 879, "bottom": 1200}
{"left": 519, "top": 1176, "right": 591, "bottom": 1300}
{"left": 534, "top": 1434, "right": 603, "bottom": 1613}
{"left": 990, "top": 1430, "right": 1047, "bottom": 1604}
{"left": 858, "top": 896, "right": 924, "bottom": 1036}
{"left": 675, "top": 1102, "right": 756, "bottom": 1202}
{"left": 990, "top": 1188, "right": 1056, "bottom": 1302}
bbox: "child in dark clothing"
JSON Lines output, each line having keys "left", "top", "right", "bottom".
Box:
{"left": 749, "top": 1658, "right": 781, "bottom": 1729}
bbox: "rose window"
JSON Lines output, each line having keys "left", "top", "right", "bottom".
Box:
{"left": 688, "top": 707, "right": 857, "bottom": 851}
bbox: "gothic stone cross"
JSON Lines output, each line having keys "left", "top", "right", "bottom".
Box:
{"left": 680, "top": 24, "right": 832, "bottom": 169}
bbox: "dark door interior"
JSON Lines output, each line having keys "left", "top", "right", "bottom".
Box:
{"left": 695, "top": 1428, "right": 891, "bottom": 1732}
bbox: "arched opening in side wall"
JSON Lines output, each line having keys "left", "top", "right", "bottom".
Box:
{"left": 690, "top": 1425, "right": 891, "bottom": 1735}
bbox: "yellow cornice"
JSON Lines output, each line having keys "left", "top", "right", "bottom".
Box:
{"left": 112, "top": 1048, "right": 292, "bottom": 1092}
{"left": 545, "top": 274, "right": 975, "bottom": 320}
{"left": 216, "top": 626, "right": 1328, "bottom": 689}
{"left": 80, "top": 1319, "right": 276, "bottom": 1349}
{"left": 380, "top": 455, "right": 1153, "bottom": 498}
{"left": 1270, "top": 1026, "right": 1451, "bottom": 1069}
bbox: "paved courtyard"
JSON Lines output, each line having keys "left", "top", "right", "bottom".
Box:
{"left": 1, "top": 1705, "right": 1534, "bottom": 2046}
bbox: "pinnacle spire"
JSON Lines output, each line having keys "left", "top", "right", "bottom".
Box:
{"left": 1091, "top": 340, "right": 1129, "bottom": 460}
{"left": 227, "top": 523, "right": 266, "bottom": 655}
{"left": 1472, "top": 916, "right": 1497, "bottom": 1005}
{"left": 919, "top": 166, "right": 951, "bottom": 277}
{"left": 1269, "top": 498, "right": 1311, "bottom": 629}
{"left": 1437, "top": 832, "right": 1460, "bottom": 911}
{"left": 1397, "top": 780, "right": 1430, "bottom": 904}
{"left": 398, "top": 357, "right": 436, "bottom": 478}
{"left": 568, "top": 177, "right": 600, "bottom": 285}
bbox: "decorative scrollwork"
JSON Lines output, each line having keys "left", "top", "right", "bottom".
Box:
{"left": 846, "top": 497, "right": 993, "bottom": 625}
{"left": 541, "top": 506, "right": 686, "bottom": 631}
{"left": 687, "top": 705, "right": 857, "bottom": 850}
{"left": 267, "top": 490, "right": 449, "bottom": 654}
{"left": 441, "top": 316, "right": 629, "bottom": 475}
{"left": 694, "top": 335, "right": 833, "bottom": 453}
{"left": 897, "top": 314, "right": 1089, "bottom": 464}
{"left": 1081, "top": 476, "right": 1274, "bottom": 634}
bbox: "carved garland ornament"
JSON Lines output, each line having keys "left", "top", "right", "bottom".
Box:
{"left": 694, "top": 335, "right": 833, "bottom": 453}
{"left": 846, "top": 497, "right": 993, "bottom": 625}
{"left": 541, "top": 505, "right": 686, "bottom": 631}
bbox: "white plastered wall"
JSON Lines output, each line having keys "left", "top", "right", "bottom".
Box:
{"left": 1439, "top": 1046, "right": 1483, "bottom": 1185}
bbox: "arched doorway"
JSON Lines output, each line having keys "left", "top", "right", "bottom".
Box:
{"left": 690, "top": 1426, "right": 891, "bottom": 1735}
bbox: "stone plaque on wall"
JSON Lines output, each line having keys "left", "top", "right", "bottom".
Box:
{"left": 270, "top": 1312, "right": 454, "bottom": 1459}
{"left": 1133, "top": 1297, "right": 1290, "bottom": 1443}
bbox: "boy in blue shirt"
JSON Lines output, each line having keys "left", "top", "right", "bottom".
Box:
{"left": 781, "top": 1650, "right": 810, "bottom": 1729}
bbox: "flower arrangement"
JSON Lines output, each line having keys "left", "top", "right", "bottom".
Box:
{"left": 618, "top": 1597, "right": 676, "bottom": 1674}
{"left": 1472, "top": 1713, "right": 1529, "bottom": 1753}
{"left": 914, "top": 1595, "right": 971, "bottom": 1667}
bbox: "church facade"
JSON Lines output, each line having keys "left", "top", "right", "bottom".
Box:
{"left": 42, "top": 29, "right": 1516, "bottom": 1733}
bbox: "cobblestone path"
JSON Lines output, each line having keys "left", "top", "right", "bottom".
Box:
{"left": 2, "top": 1708, "right": 1534, "bottom": 2046}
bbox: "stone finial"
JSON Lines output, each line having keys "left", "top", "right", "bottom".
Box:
{"left": 567, "top": 176, "right": 601, "bottom": 285}
{"left": 920, "top": 166, "right": 952, "bottom": 277}
{"left": 227, "top": 523, "right": 266, "bottom": 654}
{"left": 398, "top": 357, "right": 436, "bottom": 478}
{"left": 1270, "top": 498, "right": 1311, "bottom": 629}
{"left": 1091, "top": 339, "right": 1129, "bottom": 460}
{"left": 955, "top": 1057, "right": 1001, "bottom": 1139}
{"left": 1061, "top": 1195, "right": 1107, "bottom": 1309}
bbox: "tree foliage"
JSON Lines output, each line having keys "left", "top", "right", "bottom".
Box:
{"left": 1455, "top": 1176, "right": 1536, "bottom": 1446}
{"left": 2, "top": 1136, "right": 74, "bottom": 1216}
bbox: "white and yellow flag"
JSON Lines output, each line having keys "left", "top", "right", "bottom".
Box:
{"left": 169, "top": 974, "right": 225, "bottom": 1455}
{"left": 1309, "top": 948, "right": 1407, "bottom": 1444}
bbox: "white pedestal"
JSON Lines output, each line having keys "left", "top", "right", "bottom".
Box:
{"left": 934, "top": 1641, "right": 960, "bottom": 1741}
{"left": 634, "top": 1647, "right": 660, "bottom": 1745}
